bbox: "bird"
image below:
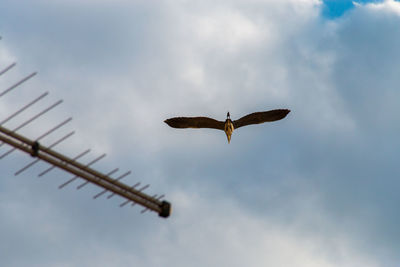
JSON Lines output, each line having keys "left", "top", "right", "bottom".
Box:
{"left": 164, "top": 109, "right": 290, "bottom": 143}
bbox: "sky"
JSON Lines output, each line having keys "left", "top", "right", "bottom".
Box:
{"left": 0, "top": 0, "right": 400, "bottom": 266}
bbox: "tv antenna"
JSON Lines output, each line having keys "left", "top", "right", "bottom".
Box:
{"left": 0, "top": 39, "right": 171, "bottom": 218}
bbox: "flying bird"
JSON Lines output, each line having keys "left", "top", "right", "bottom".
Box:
{"left": 164, "top": 109, "right": 290, "bottom": 143}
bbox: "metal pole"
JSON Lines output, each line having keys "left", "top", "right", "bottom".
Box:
{"left": 0, "top": 125, "right": 171, "bottom": 217}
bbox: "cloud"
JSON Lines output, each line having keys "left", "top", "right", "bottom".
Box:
{"left": 131, "top": 190, "right": 382, "bottom": 267}
{"left": 0, "top": 183, "right": 382, "bottom": 267}
{"left": 357, "top": 0, "right": 400, "bottom": 14}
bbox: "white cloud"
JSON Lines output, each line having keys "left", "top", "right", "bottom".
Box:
{"left": 191, "top": 10, "right": 266, "bottom": 53}
{"left": 0, "top": 46, "right": 15, "bottom": 66}
{"left": 151, "top": 191, "right": 380, "bottom": 267}
{"left": 363, "top": 0, "right": 400, "bottom": 15}
{"left": 0, "top": 186, "right": 381, "bottom": 267}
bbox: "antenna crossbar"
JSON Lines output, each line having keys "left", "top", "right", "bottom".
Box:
{"left": 0, "top": 125, "right": 171, "bottom": 217}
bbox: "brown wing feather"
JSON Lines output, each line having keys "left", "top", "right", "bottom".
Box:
{"left": 164, "top": 117, "right": 225, "bottom": 130}
{"left": 233, "top": 109, "right": 290, "bottom": 129}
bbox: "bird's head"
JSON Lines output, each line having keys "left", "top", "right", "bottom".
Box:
{"left": 227, "top": 112, "right": 230, "bottom": 119}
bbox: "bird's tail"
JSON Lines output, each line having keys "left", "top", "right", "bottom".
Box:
{"left": 226, "top": 134, "right": 231, "bottom": 144}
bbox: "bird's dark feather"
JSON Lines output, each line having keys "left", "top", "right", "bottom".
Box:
{"left": 164, "top": 117, "right": 225, "bottom": 130}
{"left": 233, "top": 109, "right": 290, "bottom": 129}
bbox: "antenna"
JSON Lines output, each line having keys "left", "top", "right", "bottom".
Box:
{"left": 0, "top": 50, "right": 171, "bottom": 218}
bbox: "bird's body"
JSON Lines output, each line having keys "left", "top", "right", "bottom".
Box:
{"left": 224, "top": 113, "right": 234, "bottom": 143}
{"left": 164, "top": 109, "right": 290, "bottom": 143}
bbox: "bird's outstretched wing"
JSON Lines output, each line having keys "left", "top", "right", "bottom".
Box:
{"left": 233, "top": 109, "right": 290, "bottom": 129}
{"left": 164, "top": 117, "right": 225, "bottom": 130}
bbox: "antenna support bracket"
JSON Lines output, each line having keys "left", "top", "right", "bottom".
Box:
{"left": 31, "top": 141, "right": 40, "bottom": 157}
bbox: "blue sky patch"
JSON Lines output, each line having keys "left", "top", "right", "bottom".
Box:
{"left": 322, "top": 0, "right": 382, "bottom": 18}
